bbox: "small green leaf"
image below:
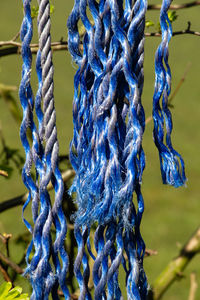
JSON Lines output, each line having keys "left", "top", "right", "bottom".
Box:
{"left": 6, "top": 286, "right": 22, "bottom": 299}
{"left": 168, "top": 11, "right": 178, "bottom": 23}
{"left": 0, "top": 282, "right": 29, "bottom": 300}
{"left": 16, "top": 295, "right": 29, "bottom": 300}
{"left": 50, "top": 4, "right": 55, "bottom": 14}
{"left": 0, "top": 282, "right": 12, "bottom": 299}
{"left": 31, "top": 2, "right": 54, "bottom": 19}
{"left": 31, "top": 5, "right": 39, "bottom": 19}
{"left": 146, "top": 20, "right": 154, "bottom": 28}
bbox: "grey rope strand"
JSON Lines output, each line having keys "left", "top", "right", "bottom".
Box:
{"left": 37, "top": 0, "right": 70, "bottom": 298}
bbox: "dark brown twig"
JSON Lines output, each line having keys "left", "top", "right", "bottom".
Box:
{"left": 0, "top": 27, "right": 199, "bottom": 58}
{"left": 58, "top": 290, "right": 78, "bottom": 299}
{"left": 0, "top": 250, "right": 23, "bottom": 274}
{"left": 0, "top": 233, "right": 12, "bottom": 257}
{"left": 148, "top": 1, "right": 200, "bottom": 10}
{"left": 0, "top": 262, "right": 12, "bottom": 282}
{"left": 145, "top": 29, "right": 200, "bottom": 37}
{"left": 11, "top": 31, "right": 20, "bottom": 42}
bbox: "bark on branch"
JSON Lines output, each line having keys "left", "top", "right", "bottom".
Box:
{"left": 0, "top": 250, "right": 23, "bottom": 274}
{"left": 149, "top": 227, "right": 200, "bottom": 300}
{"left": 0, "top": 27, "right": 199, "bottom": 58}
{"left": 148, "top": 1, "right": 200, "bottom": 10}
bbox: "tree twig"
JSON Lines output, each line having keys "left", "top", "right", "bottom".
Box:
{"left": 58, "top": 289, "right": 78, "bottom": 299}
{"left": 148, "top": 1, "right": 200, "bottom": 10}
{"left": 0, "top": 170, "right": 8, "bottom": 177}
{"left": 0, "top": 262, "right": 12, "bottom": 282}
{"left": 149, "top": 227, "right": 200, "bottom": 300}
{"left": 11, "top": 31, "right": 20, "bottom": 42}
{"left": 0, "top": 169, "right": 75, "bottom": 213}
{"left": 145, "top": 248, "right": 158, "bottom": 257}
{"left": 0, "top": 41, "right": 69, "bottom": 57}
{"left": 0, "top": 250, "right": 23, "bottom": 274}
{"left": 169, "top": 62, "right": 191, "bottom": 104}
{"left": 145, "top": 29, "right": 200, "bottom": 37}
{"left": 0, "top": 27, "right": 199, "bottom": 58}
{"left": 0, "top": 233, "right": 12, "bottom": 257}
{"left": 188, "top": 272, "right": 198, "bottom": 300}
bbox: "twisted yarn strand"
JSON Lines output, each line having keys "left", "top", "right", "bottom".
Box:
{"left": 20, "top": 0, "right": 69, "bottom": 298}
{"left": 74, "top": 226, "right": 92, "bottom": 300}
{"left": 68, "top": 0, "right": 148, "bottom": 298}
{"left": 153, "top": 0, "right": 186, "bottom": 187}
{"left": 37, "top": 0, "right": 70, "bottom": 298}
{"left": 19, "top": 2, "right": 47, "bottom": 298}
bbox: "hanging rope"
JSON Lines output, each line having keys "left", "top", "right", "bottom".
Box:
{"left": 152, "top": 0, "right": 186, "bottom": 187}
{"left": 19, "top": 0, "right": 187, "bottom": 298}
{"left": 37, "top": 1, "right": 69, "bottom": 297}
{"left": 20, "top": 0, "right": 69, "bottom": 299}
{"left": 67, "top": 0, "right": 148, "bottom": 298}
{"left": 19, "top": 1, "right": 45, "bottom": 296}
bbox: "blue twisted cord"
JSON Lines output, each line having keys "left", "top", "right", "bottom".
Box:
{"left": 74, "top": 226, "right": 92, "bottom": 300}
{"left": 19, "top": 0, "right": 37, "bottom": 234}
{"left": 153, "top": 0, "right": 186, "bottom": 187}
{"left": 106, "top": 224, "right": 123, "bottom": 300}
{"left": 93, "top": 225, "right": 107, "bottom": 300}
{"left": 19, "top": 2, "right": 46, "bottom": 297}
{"left": 35, "top": 0, "right": 69, "bottom": 298}
{"left": 20, "top": 0, "right": 69, "bottom": 298}
{"left": 68, "top": 0, "right": 148, "bottom": 298}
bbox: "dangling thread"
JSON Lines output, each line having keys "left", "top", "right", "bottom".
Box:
{"left": 20, "top": 0, "right": 69, "bottom": 299}
{"left": 19, "top": 1, "right": 46, "bottom": 298}
{"left": 152, "top": 0, "right": 186, "bottom": 188}
{"left": 67, "top": 0, "right": 148, "bottom": 298}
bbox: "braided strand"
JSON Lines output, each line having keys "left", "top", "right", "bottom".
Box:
{"left": 153, "top": 0, "right": 186, "bottom": 187}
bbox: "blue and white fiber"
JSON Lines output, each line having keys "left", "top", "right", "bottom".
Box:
{"left": 19, "top": 0, "right": 187, "bottom": 298}
{"left": 68, "top": 0, "right": 148, "bottom": 298}
{"left": 20, "top": 0, "right": 69, "bottom": 299}
{"left": 152, "top": 0, "right": 186, "bottom": 187}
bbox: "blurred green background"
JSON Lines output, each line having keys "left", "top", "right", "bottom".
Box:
{"left": 0, "top": 0, "right": 199, "bottom": 299}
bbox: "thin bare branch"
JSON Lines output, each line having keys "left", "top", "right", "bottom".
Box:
{"left": 0, "top": 262, "right": 12, "bottom": 282}
{"left": 145, "top": 248, "right": 158, "bottom": 257}
{"left": 0, "top": 27, "right": 199, "bottom": 58}
{"left": 149, "top": 227, "right": 200, "bottom": 300}
{"left": 11, "top": 32, "right": 20, "bottom": 42}
{"left": 0, "top": 41, "right": 69, "bottom": 57}
{"left": 0, "top": 250, "right": 23, "bottom": 274}
{"left": 188, "top": 272, "right": 198, "bottom": 300}
{"left": 145, "top": 29, "right": 200, "bottom": 37}
{"left": 148, "top": 1, "right": 200, "bottom": 10}
{"left": 58, "top": 289, "right": 78, "bottom": 299}
{"left": 169, "top": 62, "right": 192, "bottom": 104}
{"left": 0, "top": 233, "right": 12, "bottom": 257}
{"left": 0, "top": 170, "right": 8, "bottom": 177}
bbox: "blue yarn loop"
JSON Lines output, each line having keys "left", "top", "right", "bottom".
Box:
{"left": 68, "top": 0, "right": 148, "bottom": 298}
{"left": 20, "top": 0, "right": 69, "bottom": 299}
{"left": 152, "top": 0, "right": 186, "bottom": 188}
